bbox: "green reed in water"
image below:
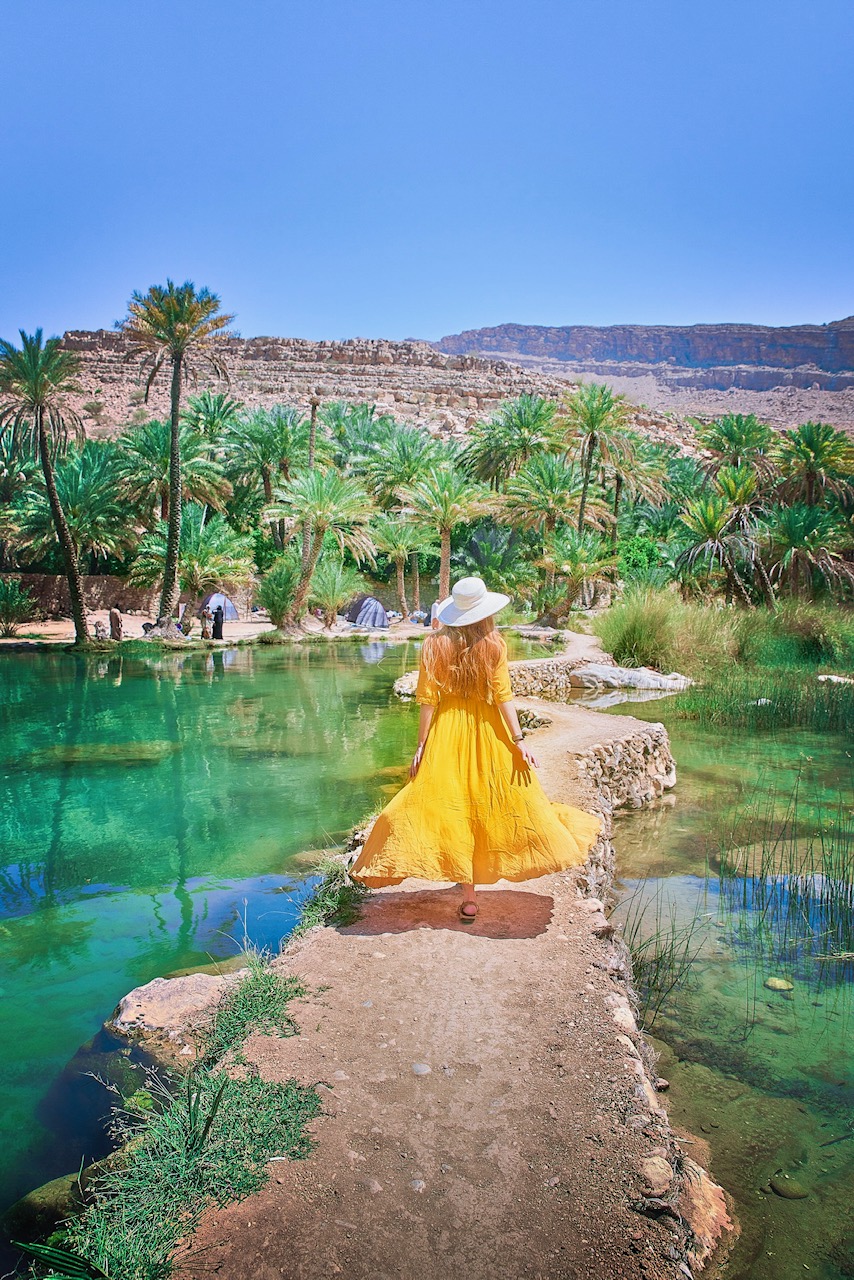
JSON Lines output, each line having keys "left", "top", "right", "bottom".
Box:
{"left": 672, "top": 672, "right": 854, "bottom": 734}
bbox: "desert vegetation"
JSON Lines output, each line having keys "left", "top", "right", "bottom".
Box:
{"left": 1, "top": 289, "right": 853, "bottom": 645}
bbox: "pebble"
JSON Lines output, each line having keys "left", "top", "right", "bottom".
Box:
{"left": 764, "top": 977, "right": 795, "bottom": 992}
{"left": 410, "top": 1178, "right": 426, "bottom": 1193}
{"left": 412, "top": 1062, "right": 431, "bottom": 1076}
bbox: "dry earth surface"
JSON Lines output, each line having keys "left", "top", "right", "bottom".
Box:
{"left": 168, "top": 704, "right": 733, "bottom": 1280}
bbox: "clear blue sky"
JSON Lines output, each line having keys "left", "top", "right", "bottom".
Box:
{"left": 2, "top": 0, "right": 852, "bottom": 340}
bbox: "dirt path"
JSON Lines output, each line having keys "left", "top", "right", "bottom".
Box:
{"left": 171, "top": 709, "right": 718, "bottom": 1280}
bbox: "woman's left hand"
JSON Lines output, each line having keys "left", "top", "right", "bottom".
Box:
{"left": 516, "top": 742, "right": 539, "bottom": 769}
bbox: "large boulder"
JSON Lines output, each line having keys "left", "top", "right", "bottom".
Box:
{"left": 568, "top": 664, "right": 691, "bottom": 691}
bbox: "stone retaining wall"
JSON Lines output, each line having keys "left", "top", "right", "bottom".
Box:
{"left": 1, "top": 573, "right": 160, "bottom": 619}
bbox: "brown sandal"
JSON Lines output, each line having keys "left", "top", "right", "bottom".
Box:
{"left": 458, "top": 901, "right": 478, "bottom": 923}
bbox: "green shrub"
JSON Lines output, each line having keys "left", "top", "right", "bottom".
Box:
{"left": 256, "top": 555, "right": 301, "bottom": 628}
{"left": 733, "top": 602, "right": 854, "bottom": 670}
{"left": 0, "top": 577, "right": 35, "bottom": 637}
{"left": 617, "top": 534, "right": 666, "bottom": 585}
{"left": 594, "top": 588, "right": 680, "bottom": 669}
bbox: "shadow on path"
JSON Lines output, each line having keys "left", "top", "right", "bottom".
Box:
{"left": 339, "top": 886, "right": 553, "bottom": 940}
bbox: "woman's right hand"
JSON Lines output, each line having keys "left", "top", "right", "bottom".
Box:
{"left": 410, "top": 744, "right": 425, "bottom": 777}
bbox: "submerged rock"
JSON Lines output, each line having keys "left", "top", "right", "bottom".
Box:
{"left": 769, "top": 1173, "right": 809, "bottom": 1199}
{"left": 764, "top": 977, "right": 795, "bottom": 992}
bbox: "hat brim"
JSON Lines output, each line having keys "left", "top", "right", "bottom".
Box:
{"left": 435, "top": 591, "right": 510, "bottom": 627}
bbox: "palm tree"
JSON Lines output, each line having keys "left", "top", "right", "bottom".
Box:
{"left": 13, "top": 441, "right": 135, "bottom": 573}
{"left": 225, "top": 407, "right": 311, "bottom": 550}
{"left": 372, "top": 515, "right": 436, "bottom": 616}
{"left": 460, "top": 395, "right": 559, "bottom": 488}
{"left": 264, "top": 470, "right": 375, "bottom": 626}
{"left": 181, "top": 389, "right": 243, "bottom": 447}
{"left": 774, "top": 421, "right": 854, "bottom": 507}
{"left": 118, "top": 280, "right": 235, "bottom": 619}
{"left": 115, "top": 419, "right": 231, "bottom": 525}
{"left": 128, "top": 504, "right": 254, "bottom": 602}
{"left": 695, "top": 413, "right": 774, "bottom": 473}
{"left": 322, "top": 401, "right": 397, "bottom": 471}
{"left": 363, "top": 425, "right": 444, "bottom": 608}
{"left": 604, "top": 432, "right": 667, "bottom": 552}
{"left": 452, "top": 525, "right": 535, "bottom": 599}
{"left": 500, "top": 454, "right": 588, "bottom": 587}
{"left": 715, "top": 465, "right": 777, "bottom": 610}
{"left": 764, "top": 504, "right": 854, "bottom": 599}
{"left": 677, "top": 494, "right": 752, "bottom": 604}
{"left": 559, "top": 382, "right": 629, "bottom": 531}
{"left": 308, "top": 555, "right": 366, "bottom": 628}
{"left": 539, "top": 528, "right": 616, "bottom": 620}
{"left": 0, "top": 434, "right": 36, "bottom": 569}
{"left": 397, "top": 468, "right": 489, "bottom": 599}
{"left": 0, "top": 330, "right": 90, "bottom": 642}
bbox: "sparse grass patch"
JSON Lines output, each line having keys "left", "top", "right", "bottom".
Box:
{"left": 19, "top": 957, "right": 319, "bottom": 1280}
{"left": 201, "top": 952, "right": 304, "bottom": 1068}
{"left": 294, "top": 854, "right": 370, "bottom": 935}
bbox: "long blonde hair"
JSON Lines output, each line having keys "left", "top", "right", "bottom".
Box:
{"left": 421, "top": 616, "right": 506, "bottom": 702}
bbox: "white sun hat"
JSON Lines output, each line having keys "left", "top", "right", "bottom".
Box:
{"left": 434, "top": 576, "right": 510, "bottom": 627}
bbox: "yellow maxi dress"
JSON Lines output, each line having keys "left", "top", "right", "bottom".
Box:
{"left": 350, "top": 649, "right": 601, "bottom": 888}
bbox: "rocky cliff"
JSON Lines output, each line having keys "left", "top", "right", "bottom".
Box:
{"left": 60, "top": 330, "right": 682, "bottom": 446}
{"left": 434, "top": 318, "right": 854, "bottom": 384}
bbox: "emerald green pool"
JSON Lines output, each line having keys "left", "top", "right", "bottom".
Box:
{"left": 610, "top": 702, "right": 854, "bottom": 1280}
{"left": 0, "top": 642, "right": 425, "bottom": 1232}
{"left": 0, "top": 633, "right": 552, "bottom": 1249}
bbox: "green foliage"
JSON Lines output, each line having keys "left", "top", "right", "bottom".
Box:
{"left": 256, "top": 555, "right": 301, "bottom": 628}
{"left": 593, "top": 588, "right": 736, "bottom": 672}
{"left": 128, "top": 505, "right": 254, "bottom": 599}
{"left": 307, "top": 555, "right": 366, "bottom": 627}
{"left": 201, "top": 952, "right": 305, "bottom": 1068}
{"left": 294, "top": 855, "right": 370, "bottom": 935}
{"left": 452, "top": 525, "right": 535, "bottom": 599}
{"left": 0, "top": 576, "right": 35, "bottom": 636}
{"left": 37, "top": 959, "right": 319, "bottom": 1280}
{"left": 617, "top": 534, "right": 664, "bottom": 584}
{"left": 732, "top": 601, "right": 854, "bottom": 669}
{"left": 672, "top": 670, "right": 854, "bottom": 734}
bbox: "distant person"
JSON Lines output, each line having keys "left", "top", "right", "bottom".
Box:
{"left": 430, "top": 600, "right": 441, "bottom": 630}
{"left": 93, "top": 619, "right": 109, "bottom": 640}
{"left": 200, "top": 606, "right": 213, "bottom": 639}
{"left": 350, "top": 577, "right": 601, "bottom": 922}
{"left": 212, "top": 605, "right": 224, "bottom": 640}
{"left": 109, "top": 604, "right": 123, "bottom": 641}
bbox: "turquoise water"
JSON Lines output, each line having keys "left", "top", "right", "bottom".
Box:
{"left": 609, "top": 703, "right": 854, "bottom": 1280}
{"left": 0, "top": 632, "right": 549, "bottom": 1242}
{"left": 0, "top": 642, "right": 425, "bottom": 1229}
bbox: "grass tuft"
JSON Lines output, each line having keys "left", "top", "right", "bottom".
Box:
{"left": 201, "top": 952, "right": 304, "bottom": 1068}
{"left": 294, "top": 855, "right": 370, "bottom": 936}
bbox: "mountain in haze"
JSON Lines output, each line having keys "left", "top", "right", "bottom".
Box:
{"left": 433, "top": 318, "right": 854, "bottom": 389}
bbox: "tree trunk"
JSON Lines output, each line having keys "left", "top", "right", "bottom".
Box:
{"left": 263, "top": 467, "right": 283, "bottom": 551}
{"left": 411, "top": 551, "right": 421, "bottom": 611}
{"left": 754, "top": 553, "right": 778, "bottom": 612}
{"left": 158, "top": 355, "right": 184, "bottom": 619}
{"left": 287, "top": 527, "right": 325, "bottom": 626}
{"left": 301, "top": 396, "right": 320, "bottom": 570}
{"left": 611, "top": 474, "right": 623, "bottom": 552}
{"left": 577, "top": 433, "right": 596, "bottom": 532}
{"left": 161, "top": 491, "right": 168, "bottom": 522}
{"left": 395, "top": 558, "right": 409, "bottom": 616}
{"left": 439, "top": 527, "right": 451, "bottom": 600}
{"left": 37, "top": 409, "right": 89, "bottom": 644}
{"left": 723, "top": 551, "right": 753, "bottom": 606}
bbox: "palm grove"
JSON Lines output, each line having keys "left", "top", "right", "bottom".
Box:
{"left": 1, "top": 281, "right": 853, "bottom": 645}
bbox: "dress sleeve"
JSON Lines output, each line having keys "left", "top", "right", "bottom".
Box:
{"left": 492, "top": 654, "right": 513, "bottom": 703}
{"left": 415, "top": 659, "right": 439, "bottom": 706}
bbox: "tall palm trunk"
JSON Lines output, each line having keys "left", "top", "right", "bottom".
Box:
{"left": 754, "top": 552, "right": 777, "bottom": 612}
{"left": 723, "top": 550, "right": 753, "bottom": 607}
{"left": 262, "top": 467, "right": 284, "bottom": 551}
{"left": 439, "top": 527, "right": 451, "bottom": 599}
{"left": 411, "top": 551, "right": 421, "bottom": 611}
{"left": 160, "top": 491, "right": 169, "bottom": 522}
{"left": 37, "top": 408, "right": 89, "bottom": 643}
{"left": 611, "top": 473, "right": 623, "bottom": 552}
{"left": 395, "top": 558, "right": 409, "bottom": 616}
{"left": 301, "top": 395, "right": 320, "bottom": 571}
{"left": 288, "top": 525, "right": 325, "bottom": 626}
{"left": 158, "top": 354, "right": 184, "bottom": 619}
{"left": 577, "top": 433, "right": 596, "bottom": 532}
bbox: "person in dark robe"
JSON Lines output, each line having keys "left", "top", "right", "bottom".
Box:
{"left": 109, "top": 604, "right": 123, "bottom": 641}
{"left": 212, "top": 605, "right": 224, "bottom": 640}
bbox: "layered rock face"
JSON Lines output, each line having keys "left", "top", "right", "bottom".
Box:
{"left": 434, "top": 318, "right": 854, "bottom": 386}
{"left": 60, "top": 329, "right": 683, "bottom": 446}
{"left": 62, "top": 330, "right": 565, "bottom": 437}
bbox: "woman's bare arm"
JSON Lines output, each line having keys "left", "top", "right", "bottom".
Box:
{"left": 498, "top": 701, "right": 539, "bottom": 769}
{"left": 410, "top": 704, "right": 435, "bottom": 776}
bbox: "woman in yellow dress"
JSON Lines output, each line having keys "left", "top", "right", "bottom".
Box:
{"left": 350, "top": 577, "right": 601, "bottom": 922}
